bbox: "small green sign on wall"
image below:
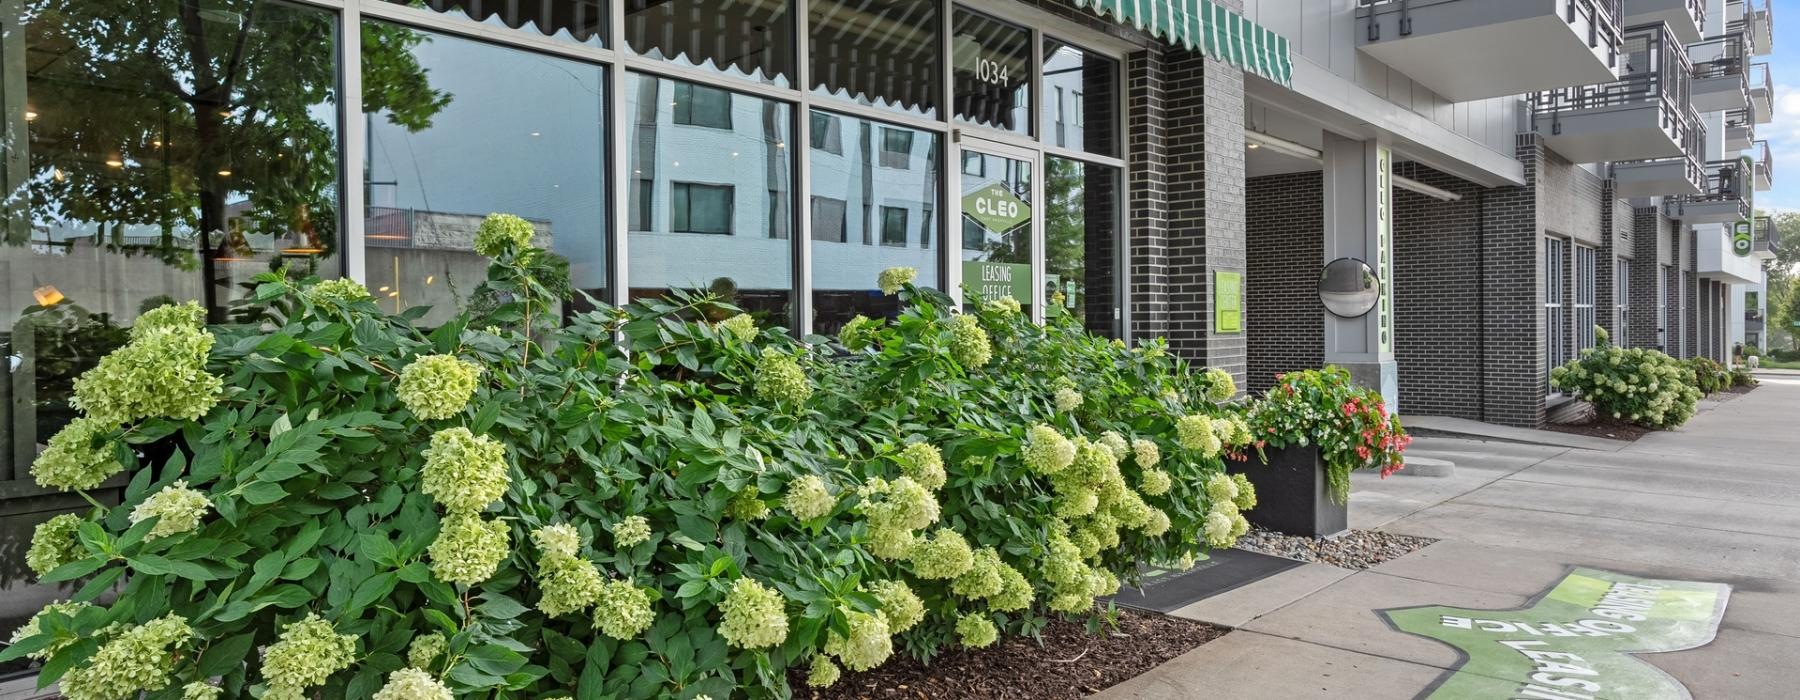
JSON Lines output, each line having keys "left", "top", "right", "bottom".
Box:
{"left": 1214, "top": 270, "right": 1242, "bottom": 333}
{"left": 961, "top": 184, "right": 1031, "bottom": 233}
{"left": 963, "top": 261, "right": 1032, "bottom": 304}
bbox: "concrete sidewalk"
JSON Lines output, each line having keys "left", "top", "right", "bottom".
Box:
{"left": 1100, "top": 376, "right": 1800, "bottom": 699}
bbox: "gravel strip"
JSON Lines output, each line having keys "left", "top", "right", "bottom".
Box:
{"left": 1234, "top": 529, "right": 1437, "bottom": 570}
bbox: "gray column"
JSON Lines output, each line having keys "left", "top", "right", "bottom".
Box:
{"left": 1320, "top": 133, "right": 1399, "bottom": 408}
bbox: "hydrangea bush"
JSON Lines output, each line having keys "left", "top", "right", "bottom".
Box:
{"left": 4, "top": 217, "right": 1253, "bottom": 699}
{"left": 1244, "top": 366, "right": 1410, "bottom": 503}
{"left": 1686, "top": 357, "right": 1730, "bottom": 396}
{"left": 1550, "top": 330, "right": 1700, "bottom": 428}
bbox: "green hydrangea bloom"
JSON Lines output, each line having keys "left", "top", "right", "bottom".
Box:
{"left": 718, "top": 578, "right": 789, "bottom": 649}
{"left": 60, "top": 614, "right": 191, "bottom": 700}
{"left": 532, "top": 523, "right": 583, "bottom": 559}
{"left": 908, "top": 528, "right": 974, "bottom": 580}
{"left": 473, "top": 213, "right": 536, "bottom": 257}
{"left": 70, "top": 325, "right": 221, "bottom": 425}
{"left": 1138, "top": 468, "right": 1172, "bottom": 497}
{"left": 536, "top": 554, "right": 604, "bottom": 618}
{"left": 592, "top": 580, "right": 655, "bottom": 640}
{"left": 896, "top": 442, "right": 946, "bottom": 490}
{"left": 1022, "top": 424, "right": 1076, "bottom": 474}
{"left": 806, "top": 654, "right": 842, "bottom": 688}
{"left": 260, "top": 614, "right": 356, "bottom": 699}
{"left": 1131, "top": 438, "right": 1161, "bottom": 468}
{"left": 372, "top": 668, "right": 452, "bottom": 700}
{"left": 407, "top": 632, "right": 446, "bottom": 670}
{"left": 867, "top": 580, "right": 924, "bottom": 633}
{"left": 867, "top": 525, "right": 917, "bottom": 561}
{"left": 428, "top": 513, "right": 510, "bottom": 585}
{"left": 31, "top": 416, "right": 121, "bottom": 491}
{"left": 858, "top": 476, "right": 940, "bottom": 533}
{"left": 1204, "top": 368, "right": 1237, "bottom": 402}
{"left": 1087, "top": 568, "right": 1121, "bottom": 597}
{"left": 26, "top": 513, "right": 85, "bottom": 577}
{"left": 1144, "top": 508, "right": 1172, "bottom": 537}
{"left": 1204, "top": 473, "right": 1238, "bottom": 505}
{"left": 1176, "top": 415, "right": 1222, "bottom": 457}
{"left": 1203, "top": 511, "right": 1235, "bottom": 547}
{"left": 951, "top": 547, "right": 1007, "bottom": 600}
{"left": 128, "top": 480, "right": 211, "bottom": 540}
{"left": 1230, "top": 473, "right": 1257, "bottom": 510}
{"left": 610, "top": 515, "right": 652, "bottom": 548}
{"left": 132, "top": 302, "right": 205, "bottom": 339}
{"left": 990, "top": 564, "right": 1034, "bottom": 612}
{"left": 1097, "top": 431, "right": 1129, "bottom": 461}
{"left": 1230, "top": 512, "right": 1251, "bottom": 540}
{"left": 877, "top": 266, "right": 916, "bottom": 295}
{"left": 717, "top": 314, "right": 758, "bottom": 343}
{"left": 984, "top": 296, "right": 1022, "bottom": 315}
{"left": 421, "top": 427, "right": 509, "bottom": 514}
{"left": 9, "top": 600, "right": 90, "bottom": 660}
{"left": 955, "top": 613, "right": 998, "bottom": 649}
{"left": 783, "top": 475, "right": 836, "bottom": 521}
{"left": 1055, "top": 488, "right": 1099, "bottom": 519}
{"left": 949, "top": 314, "right": 992, "bottom": 368}
{"left": 753, "top": 348, "right": 812, "bottom": 403}
{"left": 306, "top": 279, "right": 374, "bottom": 307}
{"left": 1054, "top": 387, "right": 1083, "bottom": 413}
{"left": 398, "top": 355, "right": 482, "bottom": 421}
{"left": 824, "top": 609, "right": 893, "bottom": 672}
{"left": 725, "top": 489, "right": 771, "bottom": 521}
{"left": 181, "top": 681, "right": 223, "bottom": 700}
{"left": 839, "top": 314, "right": 880, "bottom": 351}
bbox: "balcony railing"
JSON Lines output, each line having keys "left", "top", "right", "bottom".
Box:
{"left": 1689, "top": 34, "right": 1745, "bottom": 80}
{"left": 1530, "top": 23, "right": 1696, "bottom": 162}
{"left": 1725, "top": 108, "right": 1756, "bottom": 149}
{"left": 1754, "top": 214, "right": 1778, "bottom": 257}
{"left": 1357, "top": 0, "right": 1624, "bottom": 102}
{"left": 1666, "top": 160, "right": 1750, "bottom": 223}
{"left": 1609, "top": 115, "right": 1706, "bottom": 196}
{"left": 1622, "top": 0, "right": 1706, "bottom": 44}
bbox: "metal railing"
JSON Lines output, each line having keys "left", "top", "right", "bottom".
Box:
{"left": 1610, "top": 112, "right": 1707, "bottom": 192}
{"left": 1748, "top": 61, "right": 1771, "bottom": 91}
{"left": 1753, "top": 139, "right": 1773, "bottom": 182}
{"left": 1667, "top": 160, "right": 1749, "bottom": 218}
{"left": 1531, "top": 24, "right": 1692, "bottom": 144}
{"left": 1689, "top": 33, "right": 1745, "bottom": 80}
{"left": 1359, "top": 0, "right": 1624, "bottom": 69}
{"left": 1725, "top": 108, "right": 1756, "bottom": 143}
{"left": 1755, "top": 214, "right": 1778, "bottom": 254}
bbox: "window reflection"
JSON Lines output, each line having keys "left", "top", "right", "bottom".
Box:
{"left": 383, "top": 0, "right": 607, "bottom": 46}
{"left": 628, "top": 74, "right": 793, "bottom": 325}
{"left": 626, "top": 0, "right": 793, "bottom": 86}
{"left": 960, "top": 151, "right": 1031, "bottom": 316}
{"left": 363, "top": 23, "right": 607, "bottom": 326}
{"left": 1042, "top": 40, "right": 1117, "bottom": 157}
{"left": 1045, "top": 157, "right": 1120, "bottom": 337}
{"left": 952, "top": 9, "right": 1031, "bottom": 135}
{"left": 810, "top": 111, "right": 939, "bottom": 334}
{"left": 809, "top": 0, "right": 940, "bottom": 118}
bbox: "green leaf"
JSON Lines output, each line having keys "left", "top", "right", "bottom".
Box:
{"left": 240, "top": 481, "right": 288, "bottom": 505}
{"left": 197, "top": 633, "right": 257, "bottom": 677}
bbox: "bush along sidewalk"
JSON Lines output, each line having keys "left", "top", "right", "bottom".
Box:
{"left": 1550, "top": 326, "right": 1702, "bottom": 429}
{"left": 5, "top": 214, "right": 1275, "bottom": 700}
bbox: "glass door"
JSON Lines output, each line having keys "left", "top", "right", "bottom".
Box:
{"left": 957, "top": 138, "right": 1040, "bottom": 318}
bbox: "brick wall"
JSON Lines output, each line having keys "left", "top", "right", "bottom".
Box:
{"left": 1244, "top": 172, "right": 1323, "bottom": 393}
{"left": 1627, "top": 207, "right": 1662, "bottom": 350}
{"left": 1683, "top": 227, "right": 1698, "bottom": 359}
{"left": 1126, "top": 49, "right": 1169, "bottom": 342}
{"left": 1478, "top": 136, "right": 1550, "bottom": 428}
{"left": 1536, "top": 151, "right": 1606, "bottom": 247}
{"left": 1390, "top": 162, "right": 1486, "bottom": 420}
{"left": 1162, "top": 47, "right": 1247, "bottom": 387}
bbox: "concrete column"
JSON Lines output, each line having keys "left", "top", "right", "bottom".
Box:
{"left": 1320, "top": 133, "right": 1398, "bottom": 408}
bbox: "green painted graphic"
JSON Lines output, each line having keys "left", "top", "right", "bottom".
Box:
{"left": 1732, "top": 220, "right": 1754, "bottom": 258}
{"left": 1382, "top": 568, "right": 1729, "bottom": 700}
{"left": 1214, "top": 270, "right": 1242, "bottom": 333}
{"left": 964, "top": 261, "right": 1031, "bottom": 304}
{"left": 962, "top": 183, "right": 1031, "bottom": 233}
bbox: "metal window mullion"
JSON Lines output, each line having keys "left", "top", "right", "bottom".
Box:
{"left": 942, "top": 0, "right": 961, "bottom": 307}
{"left": 608, "top": 0, "right": 631, "bottom": 307}
{"left": 1029, "top": 23, "right": 1045, "bottom": 324}
{"left": 795, "top": 0, "right": 813, "bottom": 337}
{"left": 343, "top": 0, "right": 365, "bottom": 284}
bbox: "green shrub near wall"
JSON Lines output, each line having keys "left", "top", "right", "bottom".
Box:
{"left": 1687, "top": 357, "right": 1731, "bottom": 395}
{"left": 1551, "top": 327, "right": 1702, "bottom": 429}
{"left": 4, "top": 216, "right": 1263, "bottom": 700}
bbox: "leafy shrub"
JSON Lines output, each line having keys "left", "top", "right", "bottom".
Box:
{"left": 1243, "top": 366, "right": 1410, "bottom": 503}
{"left": 1550, "top": 333, "right": 1700, "bottom": 428}
{"left": 1731, "top": 366, "right": 1758, "bottom": 388}
{"left": 1688, "top": 357, "right": 1731, "bottom": 395}
{"left": 5, "top": 217, "right": 1258, "bottom": 700}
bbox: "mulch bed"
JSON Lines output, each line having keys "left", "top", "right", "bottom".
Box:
{"left": 1233, "top": 529, "right": 1437, "bottom": 570}
{"left": 1541, "top": 415, "right": 1655, "bottom": 442}
{"left": 795, "top": 608, "right": 1227, "bottom": 700}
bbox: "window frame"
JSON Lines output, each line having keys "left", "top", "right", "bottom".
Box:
{"left": 671, "top": 182, "right": 736, "bottom": 235}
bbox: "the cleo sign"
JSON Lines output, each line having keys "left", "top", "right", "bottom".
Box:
{"left": 962, "top": 184, "right": 1031, "bottom": 233}
{"left": 1382, "top": 568, "right": 1729, "bottom": 700}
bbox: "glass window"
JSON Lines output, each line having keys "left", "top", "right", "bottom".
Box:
{"left": 364, "top": 23, "right": 606, "bottom": 325}
{"left": 1045, "top": 157, "right": 1121, "bottom": 337}
{"left": 1041, "top": 40, "right": 1117, "bottom": 156}
{"left": 961, "top": 151, "right": 1032, "bottom": 316}
{"left": 626, "top": 0, "right": 794, "bottom": 86}
{"left": 811, "top": 111, "right": 842, "bottom": 154}
{"left": 383, "top": 0, "right": 606, "bottom": 46}
{"left": 952, "top": 9, "right": 1032, "bottom": 135}
{"left": 809, "top": 0, "right": 940, "bottom": 118}
{"left": 810, "top": 111, "right": 939, "bottom": 334}
{"left": 628, "top": 73, "right": 793, "bottom": 323}
{"left": 812, "top": 197, "right": 849, "bottom": 242}
{"left": 880, "top": 129, "right": 915, "bottom": 169}
{"left": 674, "top": 83, "right": 733, "bottom": 129}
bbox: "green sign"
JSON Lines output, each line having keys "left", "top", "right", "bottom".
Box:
{"left": 1732, "top": 220, "right": 1754, "bottom": 258}
{"left": 1214, "top": 270, "right": 1242, "bottom": 333}
{"left": 1382, "top": 568, "right": 1729, "bottom": 700}
{"left": 963, "top": 261, "right": 1031, "bottom": 304}
{"left": 961, "top": 184, "right": 1031, "bottom": 233}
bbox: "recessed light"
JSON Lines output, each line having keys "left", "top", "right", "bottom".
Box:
{"left": 24, "top": 110, "right": 37, "bottom": 121}
{"left": 217, "top": 169, "right": 232, "bottom": 177}
{"left": 105, "top": 159, "right": 124, "bottom": 168}
{"left": 530, "top": 131, "right": 541, "bottom": 137}
{"left": 1247, "top": 143, "right": 1260, "bottom": 149}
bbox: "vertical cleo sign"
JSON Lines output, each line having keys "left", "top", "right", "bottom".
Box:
{"left": 1733, "top": 156, "right": 1756, "bottom": 258}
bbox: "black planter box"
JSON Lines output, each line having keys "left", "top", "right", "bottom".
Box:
{"left": 1225, "top": 445, "right": 1347, "bottom": 538}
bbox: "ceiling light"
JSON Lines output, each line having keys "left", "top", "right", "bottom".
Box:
{"left": 24, "top": 110, "right": 37, "bottom": 121}
{"left": 105, "top": 158, "right": 124, "bottom": 168}
{"left": 1244, "top": 131, "right": 1322, "bottom": 162}
{"left": 530, "top": 131, "right": 541, "bottom": 137}
{"left": 217, "top": 169, "right": 232, "bottom": 177}
{"left": 1246, "top": 142, "right": 1260, "bottom": 149}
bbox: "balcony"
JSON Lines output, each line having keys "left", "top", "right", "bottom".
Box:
{"left": 1747, "top": 309, "right": 1765, "bottom": 332}
{"left": 1687, "top": 34, "right": 1748, "bottom": 113}
{"left": 1725, "top": 109, "right": 1755, "bottom": 151}
{"left": 1621, "top": 0, "right": 1704, "bottom": 44}
{"left": 1530, "top": 23, "right": 1694, "bottom": 163}
{"left": 1667, "top": 161, "right": 1750, "bottom": 225}
{"left": 1727, "top": 0, "right": 1774, "bottom": 57}
{"left": 1754, "top": 215, "right": 1778, "bottom": 260}
{"left": 1357, "top": 0, "right": 1623, "bottom": 102}
{"left": 1753, "top": 139, "right": 1773, "bottom": 191}
{"left": 1610, "top": 123, "right": 1705, "bottom": 197}
{"left": 1747, "top": 62, "right": 1772, "bottom": 124}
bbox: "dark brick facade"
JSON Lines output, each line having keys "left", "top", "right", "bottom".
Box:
{"left": 1390, "top": 163, "right": 1488, "bottom": 420}
{"left": 1244, "top": 172, "right": 1323, "bottom": 393}
{"left": 1627, "top": 207, "right": 1668, "bottom": 350}
{"left": 1161, "top": 49, "right": 1247, "bottom": 386}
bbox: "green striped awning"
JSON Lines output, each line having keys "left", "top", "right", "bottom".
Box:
{"left": 1068, "top": 0, "right": 1293, "bottom": 87}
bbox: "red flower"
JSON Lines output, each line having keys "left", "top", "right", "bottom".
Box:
{"left": 1356, "top": 445, "right": 1371, "bottom": 460}
{"left": 1254, "top": 440, "right": 1267, "bottom": 449}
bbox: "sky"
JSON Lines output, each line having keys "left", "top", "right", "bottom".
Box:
{"left": 1758, "top": 0, "right": 1800, "bottom": 211}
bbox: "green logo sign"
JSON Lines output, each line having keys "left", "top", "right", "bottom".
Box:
{"left": 1214, "top": 270, "right": 1242, "bottom": 333}
{"left": 963, "top": 261, "right": 1031, "bottom": 304}
{"left": 1732, "top": 220, "right": 1754, "bottom": 258}
{"left": 1382, "top": 568, "right": 1729, "bottom": 700}
{"left": 962, "top": 184, "right": 1031, "bottom": 233}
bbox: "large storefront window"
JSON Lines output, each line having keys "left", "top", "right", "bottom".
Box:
{"left": 627, "top": 73, "right": 794, "bottom": 324}
{"left": 363, "top": 23, "right": 607, "bottom": 325}
{"left": 1041, "top": 39, "right": 1117, "bottom": 157}
{"left": 961, "top": 149, "right": 1033, "bottom": 316}
{"left": 625, "top": 0, "right": 794, "bottom": 86}
{"left": 811, "top": 112, "right": 940, "bottom": 334}
{"left": 383, "top": 0, "right": 607, "bottom": 46}
{"left": 1045, "top": 157, "right": 1119, "bottom": 337}
{"left": 809, "top": 0, "right": 940, "bottom": 119}
{"left": 951, "top": 9, "right": 1031, "bottom": 135}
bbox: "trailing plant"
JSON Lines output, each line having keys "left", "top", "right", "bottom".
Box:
{"left": 1550, "top": 328, "right": 1701, "bottom": 428}
{"left": 1687, "top": 357, "right": 1731, "bottom": 395}
{"left": 3, "top": 215, "right": 1257, "bottom": 699}
{"left": 1243, "top": 366, "right": 1409, "bottom": 503}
